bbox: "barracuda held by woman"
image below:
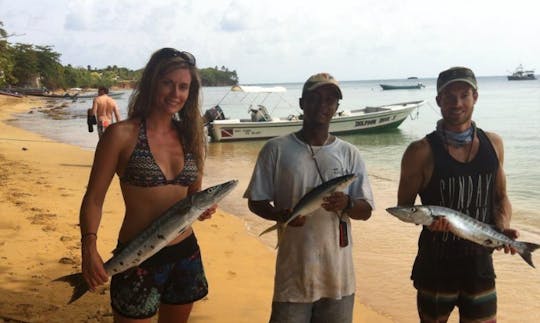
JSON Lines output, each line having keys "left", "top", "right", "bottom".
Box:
{"left": 54, "top": 179, "right": 238, "bottom": 304}
{"left": 386, "top": 205, "right": 540, "bottom": 268}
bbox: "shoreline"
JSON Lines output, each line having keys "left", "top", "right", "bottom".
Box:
{"left": 0, "top": 96, "right": 393, "bottom": 322}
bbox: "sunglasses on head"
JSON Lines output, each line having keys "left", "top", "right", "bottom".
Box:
{"left": 155, "top": 48, "right": 196, "bottom": 66}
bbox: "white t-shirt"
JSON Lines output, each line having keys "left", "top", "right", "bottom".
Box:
{"left": 243, "top": 133, "right": 375, "bottom": 302}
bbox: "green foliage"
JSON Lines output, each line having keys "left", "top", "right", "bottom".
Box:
{"left": 0, "top": 23, "right": 15, "bottom": 87}
{"left": 199, "top": 66, "right": 239, "bottom": 86}
{"left": 34, "top": 45, "right": 64, "bottom": 89}
{"left": 0, "top": 21, "right": 238, "bottom": 90}
{"left": 11, "top": 43, "right": 39, "bottom": 86}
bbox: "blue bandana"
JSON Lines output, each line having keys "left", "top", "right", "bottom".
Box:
{"left": 436, "top": 119, "right": 475, "bottom": 147}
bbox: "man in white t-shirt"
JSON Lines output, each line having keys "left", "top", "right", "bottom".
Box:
{"left": 244, "top": 73, "right": 375, "bottom": 323}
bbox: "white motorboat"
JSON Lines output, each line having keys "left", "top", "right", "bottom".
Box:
{"left": 203, "top": 85, "right": 425, "bottom": 142}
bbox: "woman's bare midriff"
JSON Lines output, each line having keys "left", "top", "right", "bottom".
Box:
{"left": 118, "top": 183, "right": 193, "bottom": 245}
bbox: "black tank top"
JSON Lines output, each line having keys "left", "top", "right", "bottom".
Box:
{"left": 418, "top": 128, "right": 499, "bottom": 259}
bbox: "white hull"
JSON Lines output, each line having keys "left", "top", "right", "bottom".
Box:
{"left": 208, "top": 100, "right": 425, "bottom": 142}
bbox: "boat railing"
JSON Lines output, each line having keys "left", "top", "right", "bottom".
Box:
{"left": 349, "top": 100, "right": 425, "bottom": 114}
{"left": 350, "top": 107, "right": 390, "bottom": 113}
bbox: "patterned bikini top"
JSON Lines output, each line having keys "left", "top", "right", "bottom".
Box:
{"left": 120, "top": 120, "right": 198, "bottom": 187}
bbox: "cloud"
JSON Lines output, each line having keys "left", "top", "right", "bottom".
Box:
{"left": 1, "top": 0, "right": 539, "bottom": 83}
{"left": 218, "top": 1, "right": 250, "bottom": 32}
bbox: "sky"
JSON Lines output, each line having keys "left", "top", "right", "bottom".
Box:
{"left": 1, "top": 0, "right": 539, "bottom": 84}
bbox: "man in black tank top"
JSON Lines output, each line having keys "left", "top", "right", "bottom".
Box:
{"left": 396, "top": 67, "right": 519, "bottom": 323}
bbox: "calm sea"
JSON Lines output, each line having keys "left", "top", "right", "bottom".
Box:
{"left": 9, "top": 76, "right": 540, "bottom": 322}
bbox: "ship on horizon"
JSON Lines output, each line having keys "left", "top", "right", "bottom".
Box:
{"left": 507, "top": 64, "right": 536, "bottom": 81}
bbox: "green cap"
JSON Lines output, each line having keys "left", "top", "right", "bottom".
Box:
{"left": 302, "top": 73, "right": 343, "bottom": 99}
{"left": 437, "top": 66, "right": 477, "bottom": 93}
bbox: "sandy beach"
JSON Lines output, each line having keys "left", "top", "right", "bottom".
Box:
{"left": 0, "top": 96, "right": 392, "bottom": 322}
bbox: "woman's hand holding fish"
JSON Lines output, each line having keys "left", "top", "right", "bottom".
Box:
{"left": 81, "top": 239, "right": 108, "bottom": 291}
{"left": 198, "top": 204, "right": 217, "bottom": 221}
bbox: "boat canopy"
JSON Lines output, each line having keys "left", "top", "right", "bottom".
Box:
{"left": 207, "top": 84, "right": 296, "bottom": 121}
{"left": 231, "top": 85, "right": 287, "bottom": 93}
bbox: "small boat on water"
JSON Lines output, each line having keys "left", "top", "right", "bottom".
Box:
{"left": 25, "top": 92, "right": 80, "bottom": 99}
{"left": 3, "top": 87, "right": 49, "bottom": 95}
{"left": 507, "top": 65, "right": 536, "bottom": 81}
{"left": 0, "top": 89, "right": 24, "bottom": 98}
{"left": 203, "top": 85, "right": 425, "bottom": 142}
{"left": 24, "top": 91, "right": 124, "bottom": 100}
{"left": 0, "top": 86, "right": 125, "bottom": 101}
{"left": 380, "top": 83, "right": 425, "bottom": 90}
{"left": 67, "top": 91, "right": 125, "bottom": 99}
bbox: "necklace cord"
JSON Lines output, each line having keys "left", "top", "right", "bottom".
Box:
{"left": 307, "top": 141, "right": 344, "bottom": 220}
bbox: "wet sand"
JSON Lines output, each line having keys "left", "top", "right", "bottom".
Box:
{"left": 0, "top": 96, "right": 392, "bottom": 322}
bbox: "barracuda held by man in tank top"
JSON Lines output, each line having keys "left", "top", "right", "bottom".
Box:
{"left": 386, "top": 205, "right": 540, "bottom": 268}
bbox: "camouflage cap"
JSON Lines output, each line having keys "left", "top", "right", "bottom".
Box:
{"left": 302, "top": 73, "right": 343, "bottom": 99}
{"left": 437, "top": 66, "right": 478, "bottom": 93}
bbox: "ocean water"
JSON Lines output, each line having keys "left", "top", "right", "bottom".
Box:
{"left": 9, "top": 76, "right": 540, "bottom": 322}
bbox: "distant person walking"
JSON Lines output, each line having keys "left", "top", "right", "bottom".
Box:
{"left": 91, "top": 86, "right": 121, "bottom": 137}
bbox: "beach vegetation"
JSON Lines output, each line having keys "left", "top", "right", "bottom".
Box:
{"left": 0, "top": 22, "right": 16, "bottom": 87}
{"left": 199, "top": 66, "right": 239, "bottom": 86}
{"left": 0, "top": 21, "right": 239, "bottom": 90}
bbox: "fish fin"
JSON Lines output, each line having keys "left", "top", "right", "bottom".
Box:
{"left": 274, "top": 225, "right": 287, "bottom": 249}
{"left": 519, "top": 242, "right": 540, "bottom": 268}
{"left": 52, "top": 272, "right": 89, "bottom": 304}
{"left": 259, "top": 223, "right": 279, "bottom": 236}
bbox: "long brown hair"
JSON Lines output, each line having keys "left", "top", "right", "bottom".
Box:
{"left": 128, "top": 48, "right": 206, "bottom": 173}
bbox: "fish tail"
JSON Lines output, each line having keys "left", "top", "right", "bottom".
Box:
{"left": 519, "top": 242, "right": 540, "bottom": 268}
{"left": 52, "top": 272, "right": 89, "bottom": 304}
{"left": 259, "top": 223, "right": 279, "bottom": 236}
{"left": 275, "top": 226, "right": 285, "bottom": 249}
{"left": 259, "top": 223, "right": 286, "bottom": 249}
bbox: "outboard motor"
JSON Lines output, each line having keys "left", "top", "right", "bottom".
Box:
{"left": 249, "top": 105, "right": 272, "bottom": 122}
{"left": 203, "top": 105, "right": 226, "bottom": 124}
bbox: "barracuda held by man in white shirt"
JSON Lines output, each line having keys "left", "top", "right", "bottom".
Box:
{"left": 259, "top": 173, "right": 357, "bottom": 238}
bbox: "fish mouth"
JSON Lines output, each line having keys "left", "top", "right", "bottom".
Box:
{"left": 385, "top": 207, "right": 402, "bottom": 216}
{"left": 222, "top": 179, "right": 239, "bottom": 190}
{"left": 212, "top": 179, "right": 239, "bottom": 198}
{"left": 385, "top": 206, "right": 418, "bottom": 223}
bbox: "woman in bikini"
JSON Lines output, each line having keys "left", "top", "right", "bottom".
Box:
{"left": 79, "top": 48, "right": 214, "bottom": 322}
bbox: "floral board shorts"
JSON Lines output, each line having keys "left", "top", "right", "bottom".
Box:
{"left": 110, "top": 233, "right": 208, "bottom": 319}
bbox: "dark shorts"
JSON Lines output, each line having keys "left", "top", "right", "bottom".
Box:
{"left": 110, "top": 233, "right": 208, "bottom": 319}
{"left": 415, "top": 277, "right": 496, "bottom": 322}
{"left": 270, "top": 294, "right": 355, "bottom": 323}
{"left": 412, "top": 253, "right": 497, "bottom": 322}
